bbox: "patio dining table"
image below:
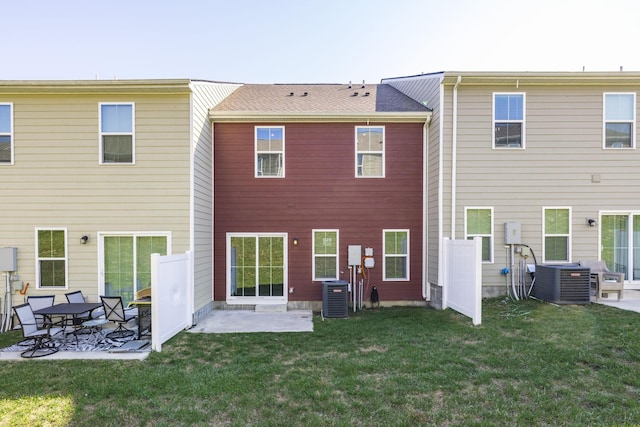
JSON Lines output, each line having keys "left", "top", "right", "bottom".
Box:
{"left": 34, "top": 302, "right": 104, "bottom": 346}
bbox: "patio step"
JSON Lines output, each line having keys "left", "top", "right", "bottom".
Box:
{"left": 255, "top": 304, "right": 287, "bottom": 313}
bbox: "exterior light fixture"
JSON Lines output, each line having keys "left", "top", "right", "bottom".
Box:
{"left": 293, "top": 237, "right": 299, "bottom": 246}
{"left": 587, "top": 219, "right": 597, "bottom": 227}
{"left": 80, "top": 235, "right": 89, "bottom": 244}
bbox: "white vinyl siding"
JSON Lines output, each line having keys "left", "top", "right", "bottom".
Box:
{"left": 0, "top": 103, "right": 13, "bottom": 164}
{"left": 603, "top": 93, "right": 635, "bottom": 148}
{"left": 543, "top": 207, "right": 571, "bottom": 263}
{"left": 99, "top": 103, "right": 135, "bottom": 164}
{"left": 493, "top": 93, "right": 525, "bottom": 149}
{"left": 465, "top": 207, "right": 493, "bottom": 263}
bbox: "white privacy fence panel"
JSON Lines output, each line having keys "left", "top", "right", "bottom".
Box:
{"left": 151, "top": 251, "right": 193, "bottom": 352}
{"left": 442, "top": 238, "right": 482, "bottom": 325}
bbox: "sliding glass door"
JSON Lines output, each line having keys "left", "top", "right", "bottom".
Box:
{"left": 101, "top": 233, "right": 168, "bottom": 304}
{"left": 601, "top": 214, "right": 640, "bottom": 281}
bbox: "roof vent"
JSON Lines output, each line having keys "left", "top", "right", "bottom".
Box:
{"left": 361, "top": 80, "right": 365, "bottom": 88}
{"left": 302, "top": 92, "right": 308, "bottom": 96}
{"left": 352, "top": 91, "right": 359, "bottom": 97}
{"left": 348, "top": 81, "right": 352, "bottom": 89}
{"left": 364, "top": 92, "right": 370, "bottom": 96}
{"left": 288, "top": 92, "right": 294, "bottom": 96}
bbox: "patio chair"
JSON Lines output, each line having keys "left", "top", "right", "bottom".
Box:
{"left": 100, "top": 296, "right": 138, "bottom": 340}
{"left": 13, "top": 303, "right": 64, "bottom": 358}
{"left": 26, "top": 295, "right": 56, "bottom": 328}
{"left": 65, "top": 290, "right": 105, "bottom": 322}
{"left": 579, "top": 260, "right": 624, "bottom": 300}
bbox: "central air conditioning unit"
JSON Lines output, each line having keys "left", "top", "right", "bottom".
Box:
{"left": 322, "top": 280, "right": 349, "bottom": 319}
{"left": 532, "top": 264, "right": 591, "bottom": 304}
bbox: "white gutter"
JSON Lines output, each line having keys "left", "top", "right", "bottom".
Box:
{"left": 422, "top": 116, "right": 430, "bottom": 300}
{"left": 437, "top": 78, "right": 445, "bottom": 287}
{"left": 451, "top": 75, "right": 461, "bottom": 239}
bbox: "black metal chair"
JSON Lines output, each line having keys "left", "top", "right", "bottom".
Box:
{"left": 100, "top": 296, "right": 138, "bottom": 340}
{"left": 65, "top": 290, "right": 105, "bottom": 321}
{"left": 13, "top": 303, "right": 64, "bottom": 358}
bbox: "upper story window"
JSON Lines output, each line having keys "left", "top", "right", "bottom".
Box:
{"left": 0, "top": 103, "right": 13, "bottom": 164}
{"left": 543, "top": 207, "right": 571, "bottom": 263}
{"left": 493, "top": 93, "right": 525, "bottom": 149}
{"left": 465, "top": 207, "right": 493, "bottom": 263}
{"left": 356, "top": 126, "right": 384, "bottom": 177}
{"left": 383, "top": 229, "right": 409, "bottom": 280}
{"left": 312, "top": 230, "right": 339, "bottom": 281}
{"left": 36, "top": 228, "right": 68, "bottom": 289}
{"left": 604, "top": 93, "right": 635, "bottom": 148}
{"left": 100, "top": 103, "right": 134, "bottom": 164}
{"left": 255, "top": 127, "right": 284, "bottom": 177}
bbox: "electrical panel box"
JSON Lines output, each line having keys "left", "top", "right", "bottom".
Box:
{"left": 504, "top": 222, "right": 521, "bottom": 244}
{"left": 348, "top": 245, "right": 362, "bottom": 266}
{"left": 0, "top": 247, "right": 17, "bottom": 272}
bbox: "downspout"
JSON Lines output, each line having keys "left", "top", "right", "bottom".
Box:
{"left": 437, "top": 78, "right": 445, "bottom": 287}
{"left": 422, "top": 115, "right": 430, "bottom": 300}
{"left": 451, "top": 75, "right": 461, "bottom": 240}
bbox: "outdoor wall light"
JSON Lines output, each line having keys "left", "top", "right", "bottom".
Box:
{"left": 293, "top": 237, "right": 299, "bottom": 246}
{"left": 587, "top": 219, "right": 597, "bottom": 227}
{"left": 80, "top": 235, "right": 89, "bottom": 244}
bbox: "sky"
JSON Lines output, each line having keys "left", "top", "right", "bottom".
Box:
{"left": 3, "top": 0, "right": 640, "bottom": 84}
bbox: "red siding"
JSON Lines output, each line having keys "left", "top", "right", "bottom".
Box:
{"left": 214, "top": 122, "right": 424, "bottom": 303}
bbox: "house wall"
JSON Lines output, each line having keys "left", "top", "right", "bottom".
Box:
{"left": 0, "top": 91, "right": 192, "bottom": 304}
{"left": 383, "top": 74, "right": 445, "bottom": 303}
{"left": 447, "top": 82, "right": 640, "bottom": 294}
{"left": 190, "top": 82, "right": 240, "bottom": 320}
{"left": 213, "top": 121, "right": 425, "bottom": 307}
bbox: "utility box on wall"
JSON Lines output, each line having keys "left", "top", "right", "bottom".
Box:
{"left": 0, "top": 247, "right": 17, "bottom": 272}
{"left": 504, "top": 222, "right": 521, "bottom": 244}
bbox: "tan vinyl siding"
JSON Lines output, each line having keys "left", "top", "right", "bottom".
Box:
{"left": 453, "top": 83, "right": 640, "bottom": 290}
{"left": 190, "top": 82, "right": 240, "bottom": 313}
{"left": 1, "top": 91, "right": 191, "bottom": 302}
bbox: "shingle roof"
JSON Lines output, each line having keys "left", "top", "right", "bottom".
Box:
{"left": 211, "top": 83, "right": 430, "bottom": 114}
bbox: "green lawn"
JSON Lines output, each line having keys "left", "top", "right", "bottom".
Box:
{"left": 1, "top": 299, "right": 640, "bottom": 426}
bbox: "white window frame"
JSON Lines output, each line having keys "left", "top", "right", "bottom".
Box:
{"left": 355, "top": 126, "right": 385, "bottom": 178}
{"left": 35, "top": 227, "right": 68, "bottom": 289}
{"left": 0, "top": 102, "right": 14, "bottom": 165}
{"left": 99, "top": 102, "right": 135, "bottom": 164}
{"left": 97, "top": 231, "right": 172, "bottom": 298}
{"left": 603, "top": 92, "right": 636, "bottom": 149}
{"left": 383, "top": 229, "right": 410, "bottom": 281}
{"left": 493, "top": 93, "right": 526, "bottom": 149}
{"left": 255, "top": 126, "right": 285, "bottom": 178}
{"left": 464, "top": 207, "right": 494, "bottom": 263}
{"left": 542, "top": 207, "right": 572, "bottom": 263}
{"left": 226, "top": 232, "right": 288, "bottom": 304}
{"left": 312, "top": 229, "right": 339, "bottom": 281}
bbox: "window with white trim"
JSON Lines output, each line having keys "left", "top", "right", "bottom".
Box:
{"left": 543, "top": 207, "right": 571, "bottom": 263}
{"left": 604, "top": 93, "right": 635, "bottom": 148}
{"left": 356, "top": 126, "right": 384, "bottom": 177}
{"left": 255, "top": 127, "right": 284, "bottom": 177}
{"left": 465, "top": 207, "right": 493, "bottom": 263}
{"left": 383, "top": 229, "right": 409, "bottom": 280}
{"left": 100, "top": 103, "right": 134, "bottom": 164}
{"left": 36, "top": 228, "right": 68, "bottom": 289}
{"left": 312, "top": 230, "right": 339, "bottom": 281}
{"left": 0, "top": 103, "right": 13, "bottom": 164}
{"left": 493, "top": 93, "right": 525, "bottom": 148}
{"left": 227, "top": 233, "right": 286, "bottom": 300}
